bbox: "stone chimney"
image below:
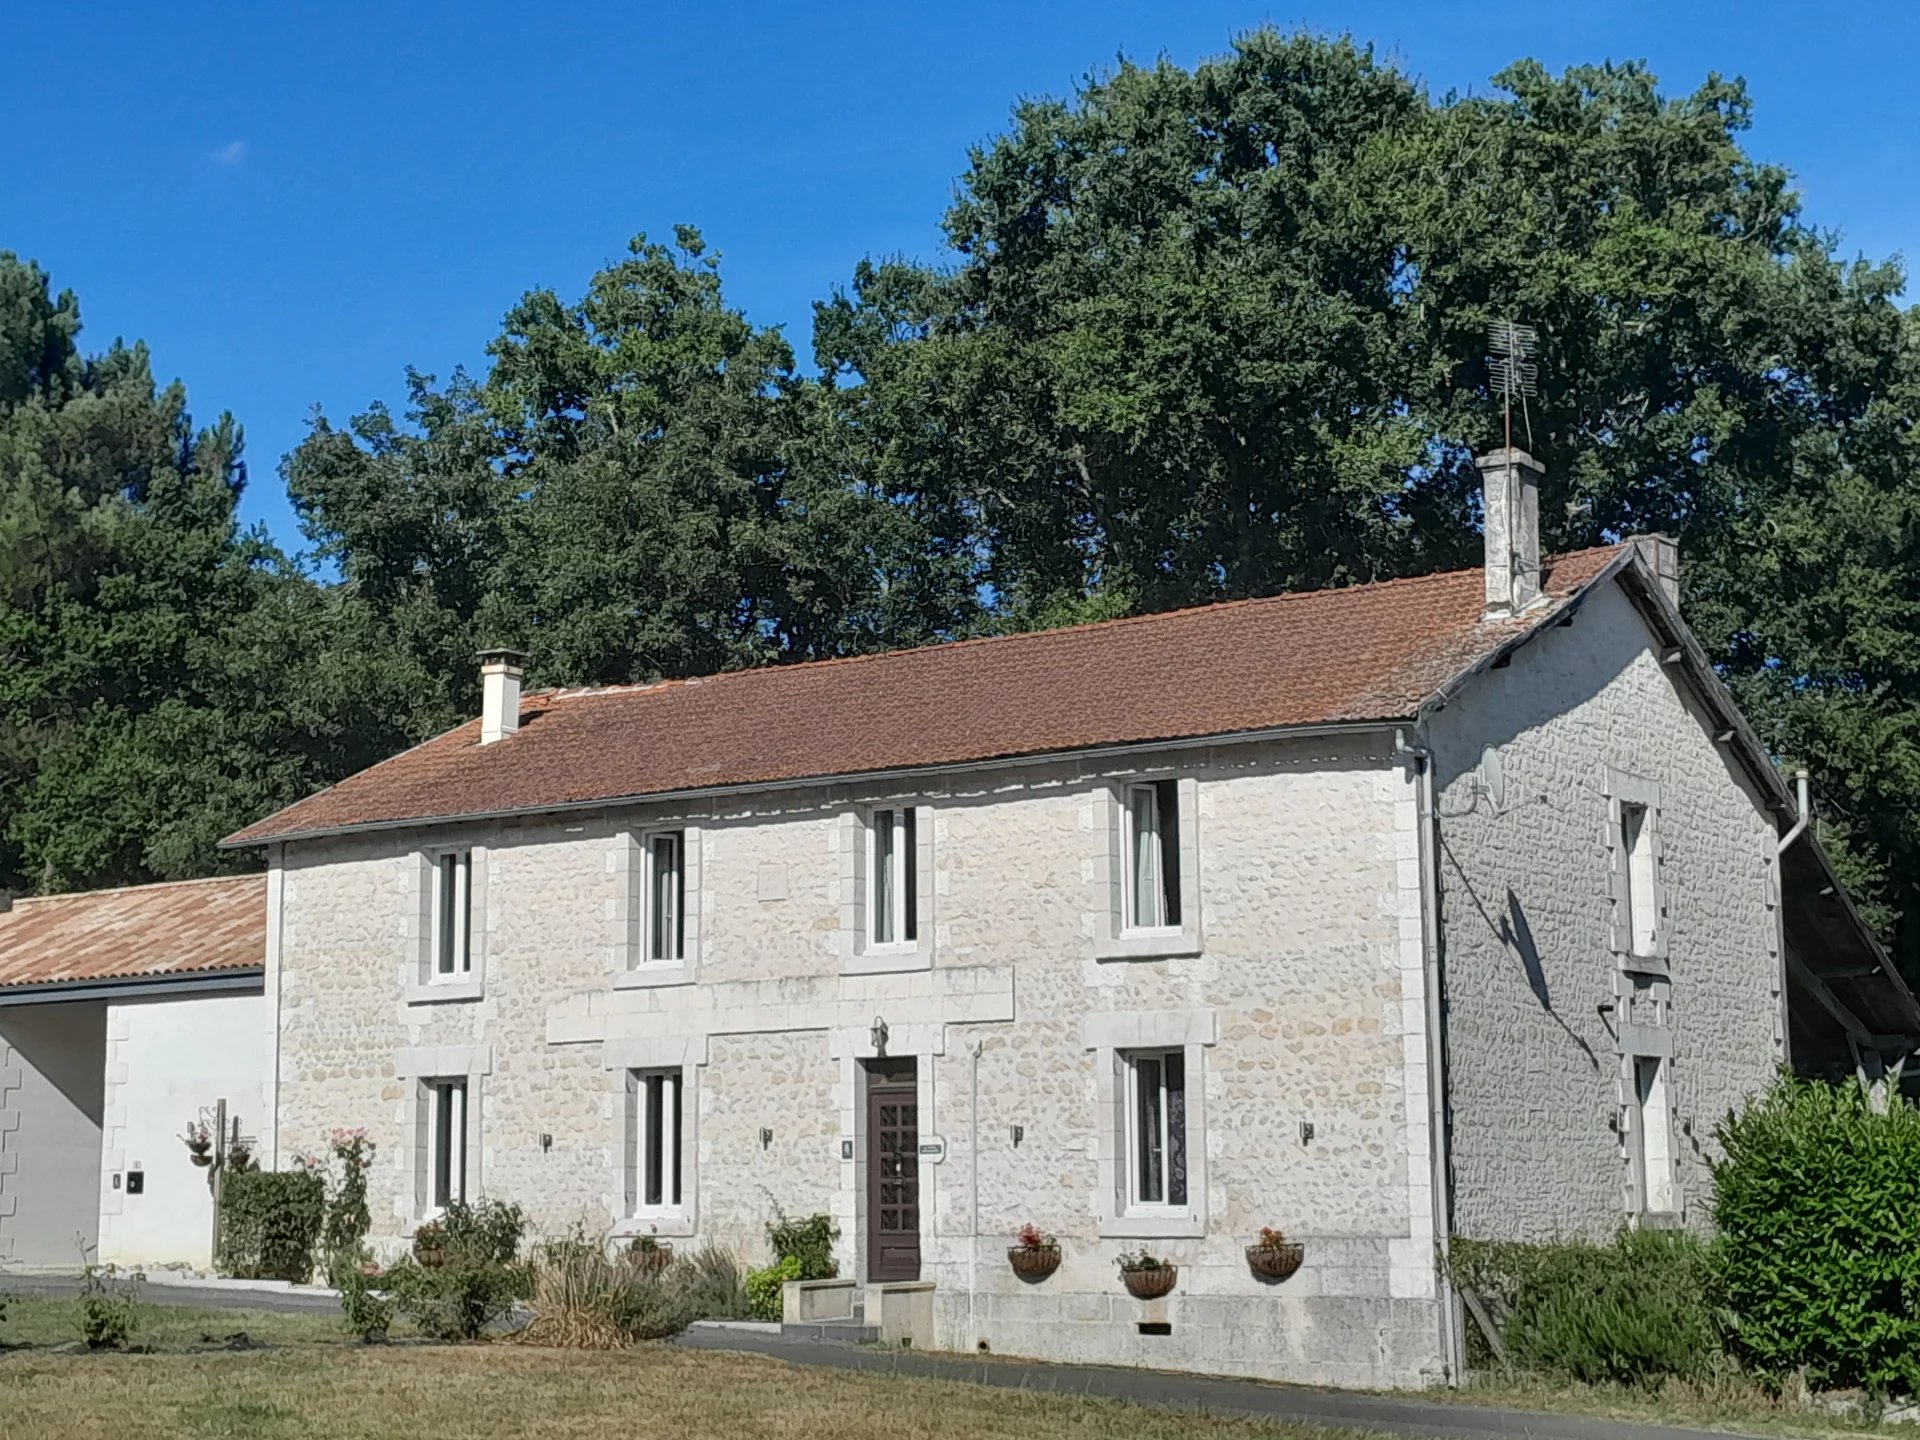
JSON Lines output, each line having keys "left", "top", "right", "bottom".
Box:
{"left": 478, "top": 648, "right": 528, "bottom": 745}
{"left": 1477, "top": 447, "right": 1544, "bottom": 616}
{"left": 1632, "top": 534, "right": 1682, "bottom": 610}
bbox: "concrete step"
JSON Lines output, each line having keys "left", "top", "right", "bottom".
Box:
{"left": 780, "top": 1318, "right": 879, "bottom": 1344}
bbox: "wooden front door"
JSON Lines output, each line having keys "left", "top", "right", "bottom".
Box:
{"left": 865, "top": 1059, "right": 920, "bottom": 1282}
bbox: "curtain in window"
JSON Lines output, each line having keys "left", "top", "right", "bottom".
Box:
{"left": 874, "top": 811, "right": 897, "bottom": 943}
{"left": 1165, "top": 1051, "right": 1187, "bottom": 1206}
{"left": 1131, "top": 788, "right": 1163, "bottom": 928}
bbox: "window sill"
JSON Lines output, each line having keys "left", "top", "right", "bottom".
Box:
{"left": 407, "top": 975, "right": 484, "bottom": 1005}
{"left": 1099, "top": 1211, "right": 1207, "bottom": 1240}
{"left": 1094, "top": 930, "right": 1203, "bottom": 963}
{"left": 1615, "top": 950, "right": 1670, "bottom": 978}
{"left": 1631, "top": 1209, "right": 1684, "bottom": 1230}
{"left": 841, "top": 944, "right": 934, "bottom": 976}
{"left": 615, "top": 963, "right": 696, "bottom": 991}
{"left": 612, "top": 1214, "right": 698, "bottom": 1241}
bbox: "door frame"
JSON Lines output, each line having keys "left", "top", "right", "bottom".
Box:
{"left": 862, "top": 1056, "right": 921, "bottom": 1283}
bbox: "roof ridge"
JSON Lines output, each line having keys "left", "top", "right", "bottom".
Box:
{"left": 7, "top": 872, "right": 262, "bottom": 907}
{"left": 537, "top": 546, "right": 1624, "bottom": 706}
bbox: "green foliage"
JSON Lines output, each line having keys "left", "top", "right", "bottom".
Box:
{"left": 745, "top": 1255, "right": 802, "bottom": 1321}
{"left": 385, "top": 1255, "right": 522, "bottom": 1341}
{"left": 1450, "top": 1232, "right": 1720, "bottom": 1385}
{"left": 217, "top": 1169, "right": 326, "bottom": 1283}
{"left": 437, "top": 1198, "right": 526, "bottom": 1268}
{"left": 320, "top": 1129, "right": 375, "bottom": 1277}
{"left": 678, "top": 1244, "right": 750, "bottom": 1321}
{"left": 77, "top": 1264, "right": 141, "bottom": 1350}
{"left": 521, "top": 1232, "right": 699, "bottom": 1347}
{"left": 1712, "top": 1077, "right": 1920, "bottom": 1393}
{"left": 766, "top": 1209, "right": 838, "bottom": 1280}
{"left": 335, "top": 1263, "right": 392, "bottom": 1342}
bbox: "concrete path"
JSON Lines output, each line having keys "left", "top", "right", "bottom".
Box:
{"left": 5, "top": 1271, "right": 1764, "bottom": 1440}
{"left": 677, "top": 1327, "right": 1764, "bottom": 1440}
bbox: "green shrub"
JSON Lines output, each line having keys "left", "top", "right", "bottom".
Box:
{"left": 520, "top": 1232, "right": 700, "bottom": 1347}
{"left": 439, "top": 1198, "right": 526, "bottom": 1267}
{"left": 78, "top": 1265, "right": 141, "bottom": 1350}
{"left": 680, "top": 1244, "right": 750, "bottom": 1320}
{"left": 217, "top": 1169, "right": 326, "bottom": 1283}
{"left": 1449, "top": 1231, "right": 1720, "bottom": 1385}
{"left": 385, "top": 1256, "right": 522, "bottom": 1340}
{"left": 745, "top": 1255, "right": 802, "bottom": 1321}
{"left": 767, "top": 1209, "right": 837, "bottom": 1280}
{"left": 336, "top": 1262, "right": 392, "bottom": 1342}
{"left": 321, "top": 1129, "right": 375, "bottom": 1273}
{"left": 1713, "top": 1077, "right": 1920, "bottom": 1393}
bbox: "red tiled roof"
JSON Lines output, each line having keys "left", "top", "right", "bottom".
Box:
{"left": 226, "top": 548, "right": 1626, "bottom": 847}
{"left": 0, "top": 874, "right": 265, "bottom": 990}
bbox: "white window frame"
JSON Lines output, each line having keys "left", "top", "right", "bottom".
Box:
{"left": 626, "top": 1067, "right": 686, "bottom": 1220}
{"left": 1123, "top": 781, "right": 1182, "bottom": 932}
{"left": 614, "top": 825, "right": 702, "bottom": 989}
{"left": 433, "top": 850, "right": 472, "bottom": 977}
{"left": 1121, "top": 1048, "right": 1189, "bottom": 1214}
{"left": 1631, "top": 1053, "right": 1677, "bottom": 1217}
{"left": 839, "top": 803, "right": 934, "bottom": 974}
{"left": 423, "top": 1077, "right": 468, "bottom": 1218}
{"left": 1084, "top": 1009, "right": 1214, "bottom": 1238}
{"left": 869, "top": 805, "right": 917, "bottom": 947}
{"left": 1604, "top": 770, "right": 1668, "bottom": 974}
{"left": 644, "top": 831, "right": 685, "bottom": 963}
{"left": 1093, "top": 776, "right": 1202, "bottom": 962}
{"left": 409, "top": 846, "right": 487, "bottom": 1004}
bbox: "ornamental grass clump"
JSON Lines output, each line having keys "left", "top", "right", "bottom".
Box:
{"left": 518, "top": 1231, "right": 696, "bottom": 1348}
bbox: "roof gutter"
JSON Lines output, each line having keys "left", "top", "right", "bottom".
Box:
{"left": 0, "top": 968, "right": 265, "bottom": 1009}
{"left": 221, "top": 719, "right": 1409, "bottom": 849}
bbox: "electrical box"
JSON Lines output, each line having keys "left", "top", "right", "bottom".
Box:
{"left": 126, "top": 1170, "right": 145, "bottom": 1196}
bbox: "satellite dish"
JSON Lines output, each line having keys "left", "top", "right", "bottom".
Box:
{"left": 1478, "top": 745, "right": 1507, "bottom": 811}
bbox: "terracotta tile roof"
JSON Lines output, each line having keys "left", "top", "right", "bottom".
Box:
{"left": 0, "top": 874, "right": 265, "bottom": 990}
{"left": 226, "top": 547, "right": 1627, "bottom": 847}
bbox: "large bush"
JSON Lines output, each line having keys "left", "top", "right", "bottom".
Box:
{"left": 519, "top": 1234, "right": 698, "bottom": 1348}
{"left": 1450, "top": 1230, "right": 1721, "bottom": 1385}
{"left": 1713, "top": 1078, "right": 1920, "bottom": 1393}
{"left": 218, "top": 1169, "right": 326, "bottom": 1283}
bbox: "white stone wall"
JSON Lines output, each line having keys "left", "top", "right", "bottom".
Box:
{"left": 273, "top": 733, "right": 1444, "bottom": 1387}
{"left": 97, "top": 991, "right": 272, "bottom": 1269}
{"left": 1430, "top": 580, "right": 1786, "bottom": 1241}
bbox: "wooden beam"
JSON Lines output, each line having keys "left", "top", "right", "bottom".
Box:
{"left": 1788, "top": 954, "right": 1873, "bottom": 1047}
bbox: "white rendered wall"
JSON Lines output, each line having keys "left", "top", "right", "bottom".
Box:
{"left": 97, "top": 992, "right": 272, "bottom": 1269}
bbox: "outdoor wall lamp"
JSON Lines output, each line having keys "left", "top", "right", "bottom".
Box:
{"left": 1011, "top": 1125, "right": 1024, "bottom": 1147}
{"left": 871, "top": 1015, "right": 889, "bottom": 1056}
{"left": 761, "top": 1127, "right": 774, "bottom": 1150}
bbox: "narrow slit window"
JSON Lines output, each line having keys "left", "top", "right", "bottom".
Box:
{"left": 1123, "top": 1049, "right": 1188, "bottom": 1209}
{"left": 629, "top": 1068, "right": 684, "bottom": 1213}
{"left": 1634, "top": 1056, "right": 1675, "bottom": 1214}
{"left": 646, "top": 832, "right": 685, "bottom": 962}
{"left": 870, "top": 807, "right": 916, "bottom": 945}
{"left": 434, "top": 852, "right": 472, "bottom": 976}
{"left": 1125, "top": 781, "right": 1182, "bottom": 930}
{"left": 426, "top": 1078, "right": 468, "bottom": 1213}
{"left": 1620, "top": 803, "right": 1657, "bottom": 956}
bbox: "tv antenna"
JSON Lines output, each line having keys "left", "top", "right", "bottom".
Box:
{"left": 1486, "top": 319, "right": 1538, "bottom": 455}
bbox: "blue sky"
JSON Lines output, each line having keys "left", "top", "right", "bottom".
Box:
{"left": 6, "top": 1, "right": 1915, "bottom": 557}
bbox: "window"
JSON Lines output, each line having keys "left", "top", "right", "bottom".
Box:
{"left": 433, "top": 851, "right": 472, "bottom": 977}
{"left": 869, "top": 807, "right": 917, "bottom": 946}
{"left": 628, "top": 1069, "right": 684, "bottom": 1214}
{"left": 644, "top": 832, "right": 685, "bottom": 963}
{"left": 1123, "top": 1049, "right": 1188, "bottom": 1210}
{"left": 1620, "top": 803, "right": 1657, "bottom": 957}
{"left": 1633, "top": 1056, "right": 1675, "bottom": 1214}
{"left": 425, "top": 1078, "right": 468, "bottom": 1213}
{"left": 1124, "top": 781, "right": 1182, "bottom": 930}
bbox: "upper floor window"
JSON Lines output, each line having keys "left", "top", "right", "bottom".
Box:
{"left": 1620, "top": 803, "right": 1658, "bottom": 958}
{"left": 869, "top": 806, "right": 918, "bottom": 946}
{"left": 1123, "top": 1048, "right": 1188, "bottom": 1211}
{"left": 433, "top": 851, "right": 472, "bottom": 977}
{"left": 1124, "top": 780, "right": 1182, "bottom": 931}
{"left": 628, "top": 1068, "right": 684, "bottom": 1215}
{"left": 644, "top": 832, "right": 685, "bottom": 964}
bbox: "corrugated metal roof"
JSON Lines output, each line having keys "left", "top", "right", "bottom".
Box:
{"left": 0, "top": 874, "right": 265, "bottom": 990}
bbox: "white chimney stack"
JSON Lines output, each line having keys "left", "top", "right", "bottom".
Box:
{"left": 478, "top": 648, "right": 527, "bottom": 745}
{"left": 1477, "top": 447, "right": 1544, "bottom": 616}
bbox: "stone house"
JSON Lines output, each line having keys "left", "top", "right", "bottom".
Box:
{"left": 223, "top": 448, "right": 1919, "bottom": 1387}
{"left": 0, "top": 875, "right": 270, "bottom": 1270}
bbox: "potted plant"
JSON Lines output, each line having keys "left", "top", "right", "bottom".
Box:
{"left": 182, "top": 1122, "right": 213, "bottom": 1167}
{"left": 629, "top": 1235, "right": 673, "bottom": 1277}
{"left": 1246, "top": 1226, "right": 1305, "bottom": 1282}
{"left": 1008, "top": 1223, "right": 1061, "bottom": 1282}
{"left": 412, "top": 1219, "right": 448, "bottom": 1268}
{"left": 226, "top": 1139, "right": 253, "bottom": 1173}
{"left": 1116, "top": 1248, "right": 1178, "bottom": 1300}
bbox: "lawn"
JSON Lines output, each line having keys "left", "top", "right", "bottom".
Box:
{"left": 0, "top": 1297, "right": 1356, "bottom": 1440}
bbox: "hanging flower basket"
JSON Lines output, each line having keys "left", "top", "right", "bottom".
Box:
{"left": 1120, "top": 1264, "right": 1178, "bottom": 1300}
{"left": 1246, "top": 1242, "right": 1305, "bottom": 1282}
{"left": 1009, "top": 1244, "right": 1062, "bottom": 1282}
{"left": 414, "top": 1243, "right": 445, "bottom": 1268}
{"left": 189, "top": 1152, "right": 214, "bottom": 1168}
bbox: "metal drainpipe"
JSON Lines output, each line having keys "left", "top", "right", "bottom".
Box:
{"left": 968, "top": 1037, "right": 982, "bottom": 1348}
{"left": 1395, "top": 728, "right": 1461, "bottom": 1384}
{"left": 1777, "top": 768, "right": 1811, "bottom": 853}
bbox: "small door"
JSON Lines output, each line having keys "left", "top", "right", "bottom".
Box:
{"left": 865, "top": 1059, "right": 920, "bottom": 1282}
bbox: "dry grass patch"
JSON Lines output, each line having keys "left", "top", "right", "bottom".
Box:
{"left": 0, "top": 1341, "right": 1370, "bottom": 1440}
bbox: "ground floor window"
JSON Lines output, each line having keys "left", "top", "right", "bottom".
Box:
{"left": 1632, "top": 1055, "right": 1676, "bottom": 1215}
{"left": 1123, "top": 1048, "right": 1187, "bottom": 1210}
{"left": 628, "top": 1068, "right": 684, "bottom": 1215}
{"left": 424, "top": 1077, "right": 468, "bottom": 1214}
